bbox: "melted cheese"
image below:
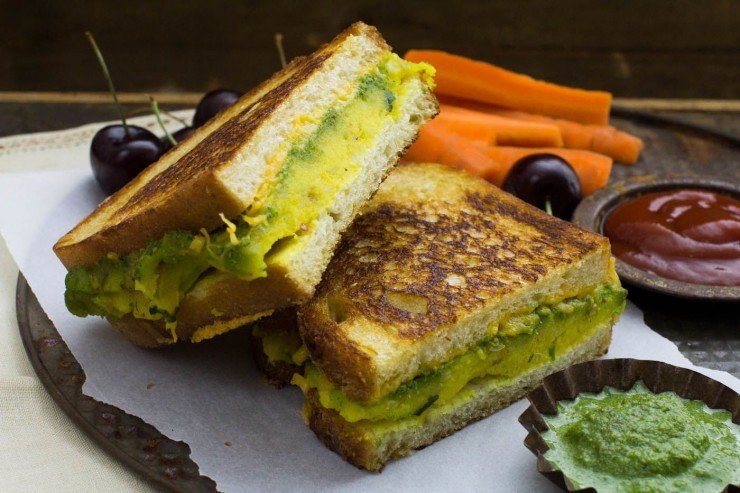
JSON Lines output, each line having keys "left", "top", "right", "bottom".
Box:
{"left": 299, "top": 284, "right": 626, "bottom": 423}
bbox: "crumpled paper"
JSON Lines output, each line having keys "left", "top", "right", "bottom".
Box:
{"left": 0, "top": 122, "right": 736, "bottom": 492}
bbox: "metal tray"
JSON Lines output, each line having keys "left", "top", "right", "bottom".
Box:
{"left": 16, "top": 275, "right": 218, "bottom": 492}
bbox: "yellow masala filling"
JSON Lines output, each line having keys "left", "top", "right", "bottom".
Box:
{"left": 64, "top": 53, "right": 435, "bottom": 339}
{"left": 293, "top": 283, "right": 626, "bottom": 425}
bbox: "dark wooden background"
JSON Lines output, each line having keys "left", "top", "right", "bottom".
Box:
{"left": 2, "top": 0, "right": 739, "bottom": 98}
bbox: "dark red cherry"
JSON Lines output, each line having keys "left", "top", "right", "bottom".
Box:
{"left": 192, "top": 89, "right": 242, "bottom": 127}
{"left": 161, "top": 126, "right": 197, "bottom": 151}
{"left": 84, "top": 33, "right": 163, "bottom": 195}
{"left": 91, "top": 125, "right": 164, "bottom": 194}
{"left": 502, "top": 153, "right": 582, "bottom": 220}
{"left": 172, "top": 126, "right": 197, "bottom": 142}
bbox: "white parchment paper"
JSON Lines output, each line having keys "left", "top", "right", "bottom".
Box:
{"left": 0, "top": 124, "right": 737, "bottom": 492}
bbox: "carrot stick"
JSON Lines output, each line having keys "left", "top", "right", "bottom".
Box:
{"left": 405, "top": 122, "right": 500, "bottom": 177}
{"left": 438, "top": 96, "right": 643, "bottom": 164}
{"left": 486, "top": 109, "right": 642, "bottom": 164}
{"left": 406, "top": 50, "right": 612, "bottom": 125}
{"left": 439, "top": 105, "right": 563, "bottom": 147}
{"left": 589, "top": 125, "right": 643, "bottom": 165}
{"left": 483, "top": 147, "right": 613, "bottom": 196}
{"left": 425, "top": 111, "right": 497, "bottom": 145}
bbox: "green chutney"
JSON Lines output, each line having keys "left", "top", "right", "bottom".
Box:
{"left": 542, "top": 381, "right": 740, "bottom": 493}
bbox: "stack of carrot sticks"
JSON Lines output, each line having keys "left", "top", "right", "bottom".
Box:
{"left": 404, "top": 50, "right": 644, "bottom": 195}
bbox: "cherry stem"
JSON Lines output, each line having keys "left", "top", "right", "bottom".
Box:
{"left": 274, "top": 33, "right": 287, "bottom": 68}
{"left": 545, "top": 197, "right": 553, "bottom": 216}
{"left": 150, "top": 97, "right": 177, "bottom": 146}
{"left": 85, "top": 32, "right": 129, "bottom": 136}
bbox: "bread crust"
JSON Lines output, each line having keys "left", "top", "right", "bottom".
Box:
{"left": 250, "top": 309, "right": 304, "bottom": 388}
{"left": 54, "top": 22, "right": 389, "bottom": 269}
{"left": 252, "top": 349, "right": 301, "bottom": 389}
{"left": 304, "top": 320, "right": 615, "bottom": 472}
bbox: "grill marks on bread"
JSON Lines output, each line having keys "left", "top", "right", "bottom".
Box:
{"left": 311, "top": 170, "right": 604, "bottom": 341}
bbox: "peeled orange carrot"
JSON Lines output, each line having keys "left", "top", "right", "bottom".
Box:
{"left": 483, "top": 147, "right": 613, "bottom": 195}
{"left": 439, "top": 105, "right": 563, "bottom": 147}
{"left": 589, "top": 125, "right": 643, "bottom": 165}
{"left": 438, "top": 96, "right": 643, "bottom": 164}
{"left": 425, "top": 111, "right": 497, "bottom": 145}
{"left": 406, "top": 50, "right": 612, "bottom": 125}
{"left": 405, "top": 122, "right": 500, "bottom": 177}
{"left": 484, "top": 109, "right": 642, "bottom": 164}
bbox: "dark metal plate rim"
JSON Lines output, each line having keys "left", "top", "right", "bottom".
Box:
{"left": 573, "top": 175, "right": 740, "bottom": 302}
{"left": 15, "top": 274, "right": 218, "bottom": 493}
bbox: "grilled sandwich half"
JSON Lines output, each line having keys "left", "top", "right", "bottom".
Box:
{"left": 255, "top": 162, "right": 626, "bottom": 471}
{"left": 53, "top": 22, "right": 438, "bottom": 347}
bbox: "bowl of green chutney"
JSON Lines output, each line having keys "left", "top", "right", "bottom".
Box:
{"left": 519, "top": 358, "right": 740, "bottom": 493}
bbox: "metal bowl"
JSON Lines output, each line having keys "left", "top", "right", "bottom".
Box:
{"left": 518, "top": 358, "right": 740, "bottom": 493}
{"left": 572, "top": 174, "right": 740, "bottom": 302}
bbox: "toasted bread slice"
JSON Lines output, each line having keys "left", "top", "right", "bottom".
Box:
{"left": 299, "top": 162, "right": 615, "bottom": 403}
{"left": 303, "top": 319, "right": 614, "bottom": 472}
{"left": 54, "top": 23, "right": 439, "bottom": 347}
{"left": 54, "top": 22, "right": 392, "bottom": 269}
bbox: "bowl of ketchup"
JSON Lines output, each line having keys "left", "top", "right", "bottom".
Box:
{"left": 573, "top": 174, "right": 740, "bottom": 301}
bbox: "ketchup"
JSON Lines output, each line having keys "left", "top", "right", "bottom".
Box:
{"left": 603, "top": 189, "right": 740, "bottom": 286}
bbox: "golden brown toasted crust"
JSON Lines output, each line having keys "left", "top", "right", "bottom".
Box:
{"left": 304, "top": 390, "right": 377, "bottom": 470}
{"left": 304, "top": 321, "right": 614, "bottom": 471}
{"left": 174, "top": 266, "right": 303, "bottom": 340}
{"left": 299, "top": 306, "right": 374, "bottom": 399}
{"left": 54, "top": 22, "right": 389, "bottom": 269}
{"left": 299, "top": 163, "right": 612, "bottom": 402}
{"left": 310, "top": 170, "right": 604, "bottom": 339}
{"left": 108, "top": 316, "right": 175, "bottom": 348}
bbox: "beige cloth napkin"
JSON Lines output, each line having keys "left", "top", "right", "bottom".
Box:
{"left": 0, "top": 116, "right": 184, "bottom": 491}
{"left": 0, "top": 239, "right": 155, "bottom": 492}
